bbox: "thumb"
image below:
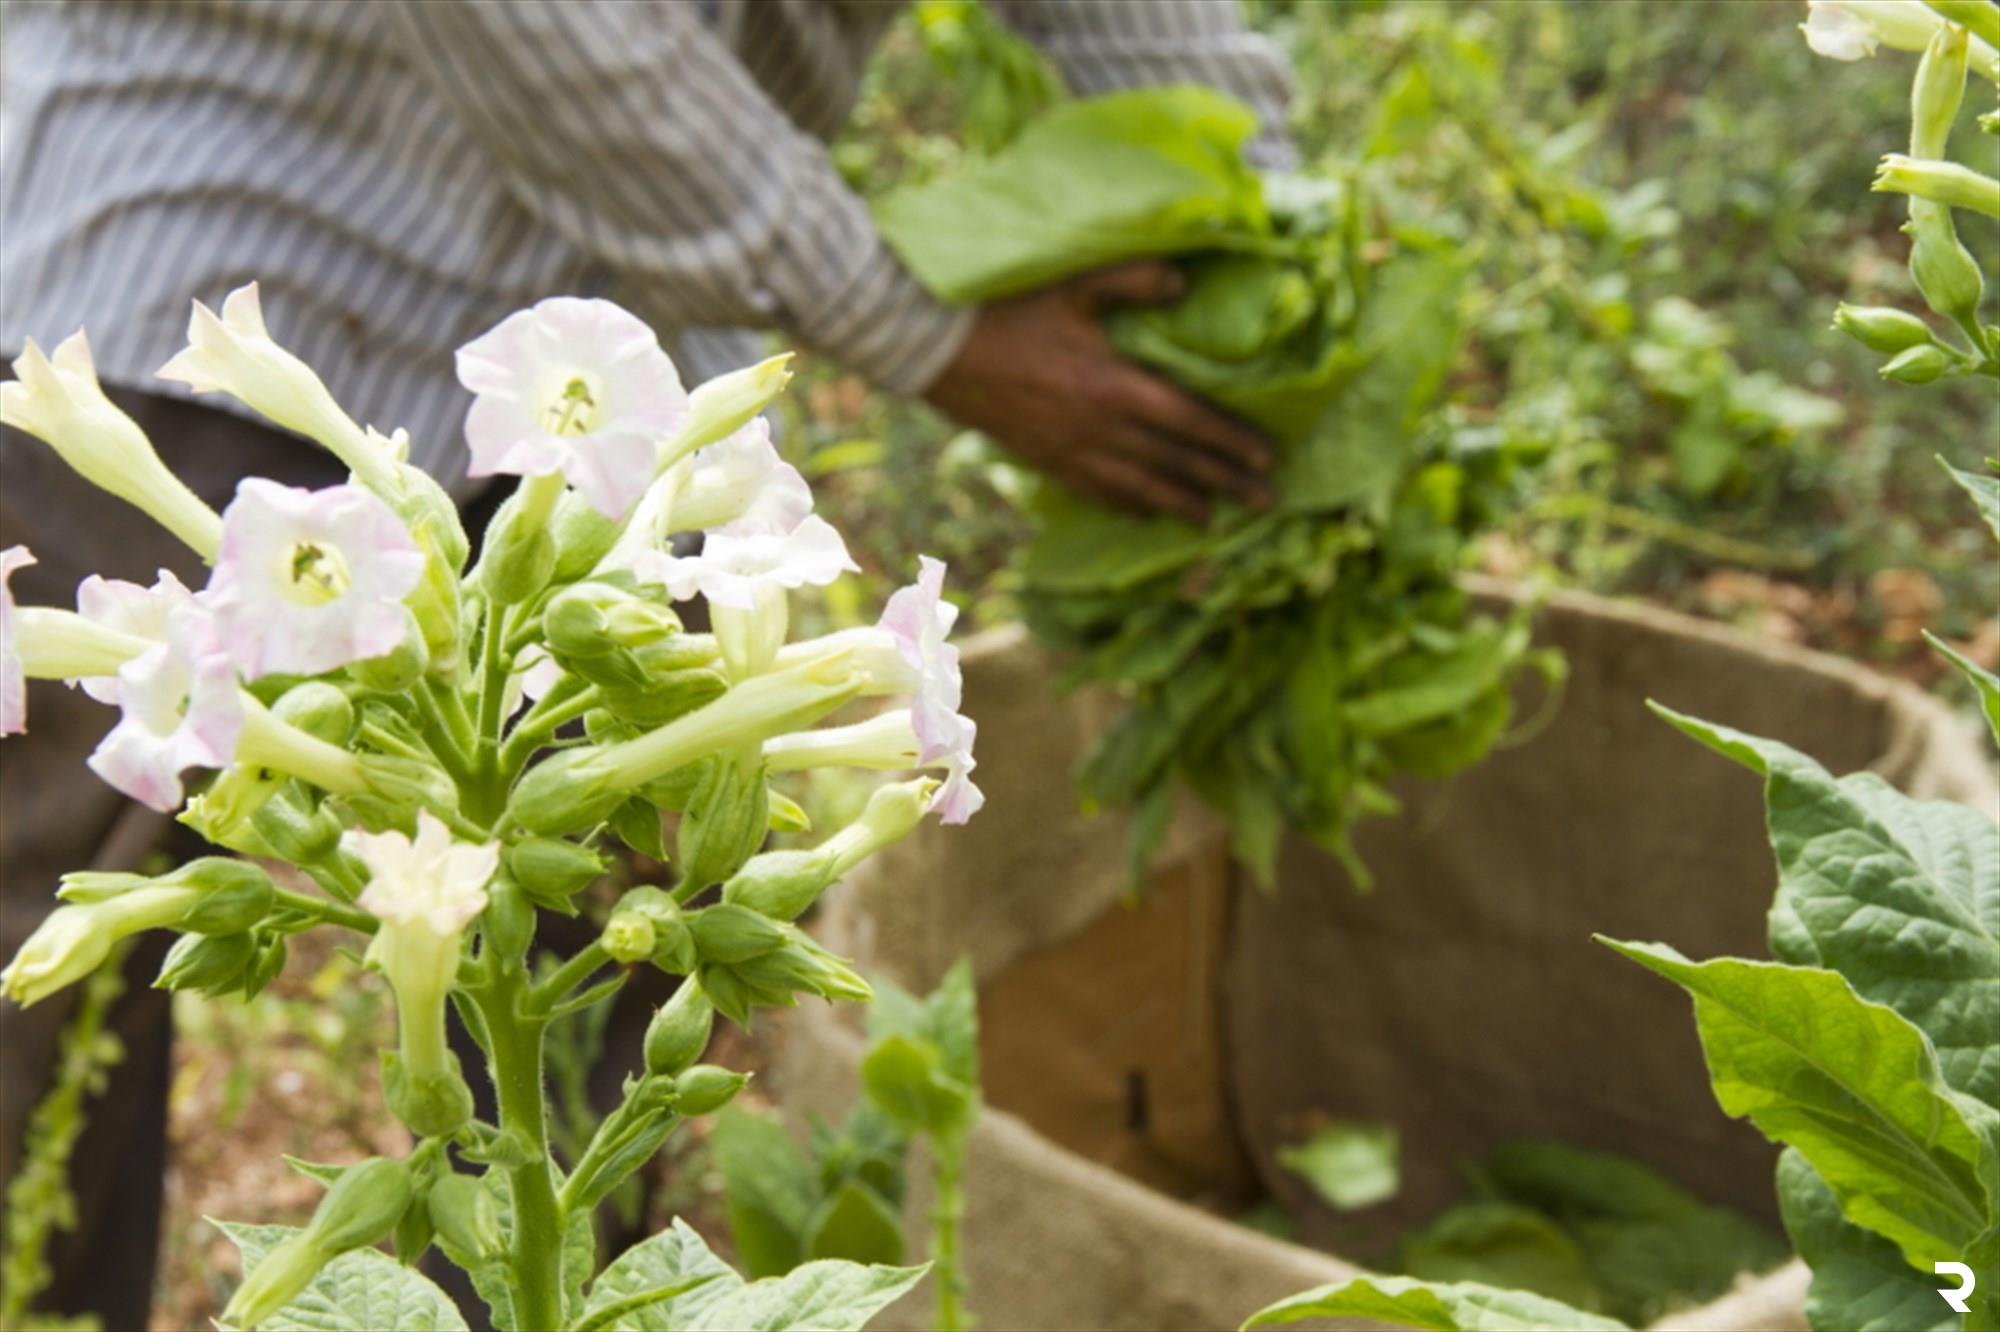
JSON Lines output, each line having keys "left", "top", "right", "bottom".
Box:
{"left": 1073, "top": 260, "right": 1186, "bottom": 311}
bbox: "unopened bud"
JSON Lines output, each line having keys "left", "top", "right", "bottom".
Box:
{"left": 1832, "top": 303, "right": 1936, "bottom": 353}
{"left": 1881, "top": 342, "right": 1953, "bottom": 383}
{"left": 503, "top": 838, "right": 605, "bottom": 901}
{"left": 505, "top": 748, "right": 622, "bottom": 836}
{"left": 549, "top": 491, "right": 623, "bottom": 583}
{"left": 721, "top": 850, "right": 833, "bottom": 922}
{"left": 393, "top": 1187, "right": 437, "bottom": 1265}
{"left": 252, "top": 788, "right": 344, "bottom": 867}
{"left": 677, "top": 759, "right": 770, "bottom": 890}
{"left": 643, "top": 982, "right": 716, "bottom": 1077}
{"left": 306, "top": 1156, "right": 416, "bottom": 1253}
{"left": 690, "top": 903, "right": 788, "bottom": 965}
{"left": 1908, "top": 217, "right": 1986, "bottom": 329}
{"left": 384, "top": 1051, "right": 476, "bottom": 1140}
{"left": 602, "top": 910, "right": 658, "bottom": 964}
{"left": 348, "top": 614, "right": 429, "bottom": 692}
{"left": 484, "top": 527, "right": 557, "bottom": 607}
{"left": 272, "top": 682, "right": 355, "bottom": 746}
{"left": 156, "top": 931, "right": 257, "bottom": 993}
{"left": 482, "top": 878, "right": 536, "bottom": 971}
{"left": 670, "top": 1064, "right": 748, "bottom": 1116}
{"left": 163, "top": 858, "right": 276, "bottom": 934}
{"left": 613, "top": 886, "right": 698, "bottom": 974}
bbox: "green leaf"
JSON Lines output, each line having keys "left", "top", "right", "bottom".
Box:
{"left": 860, "top": 1035, "right": 975, "bottom": 1140}
{"left": 578, "top": 1219, "right": 926, "bottom": 1332}
{"left": 1598, "top": 940, "right": 1995, "bottom": 1271}
{"left": 803, "top": 1180, "right": 905, "bottom": 1267}
{"left": 1475, "top": 1140, "right": 1788, "bottom": 1324}
{"left": 1397, "top": 1203, "right": 1603, "bottom": 1314}
{"left": 215, "top": 1222, "right": 469, "bottom": 1332}
{"left": 1939, "top": 455, "right": 2000, "bottom": 542}
{"left": 1652, "top": 705, "right": 2000, "bottom": 1106}
{"left": 1276, "top": 1120, "right": 1399, "bottom": 1211}
{"left": 1776, "top": 1149, "right": 1957, "bottom": 1332}
{"left": 1240, "top": 1274, "right": 1626, "bottom": 1331}
{"left": 710, "top": 1107, "right": 820, "bottom": 1279}
{"left": 1925, "top": 630, "right": 2000, "bottom": 745}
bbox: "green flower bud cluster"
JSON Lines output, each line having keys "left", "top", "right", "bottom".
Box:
{"left": 503, "top": 837, "right": 605, "bottom": 912}
{"left": 544, "top": 584, "right": 728, "bottom": 728}
{"left": 689, "top": 902, "right": 872, "bottom": 1024}
{"left": 221, "top": 1156, "right": 417, "bottom": 1330}
{"left": 607, "top": 886, "right": 697, "bottom": 974}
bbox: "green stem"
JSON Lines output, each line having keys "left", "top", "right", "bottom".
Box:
{"left": 527, "top": 942, "right": 611, "bottom": 1017}
{"left": 468, "top": 604, "right": 512, "bottom": 827}
{"left": 478, "top": 988, "right": 564, "bottom": 1332}
{"left": 270, "top": 886, "right": 377, "bottom": 936}
{"left": 411, "top": 684, "right": 476, "bottom": 784}
{"left": 932, "top": 1139, "right": 968, "bottom": 1332}
{"left": 499, "top": 682, "right": 602, "bottom": 777}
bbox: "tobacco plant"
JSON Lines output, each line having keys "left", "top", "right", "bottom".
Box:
{"left": 1244, "top": 3, "right": 2000, "bottom": 1329}
{"left": 0, "top": 285, "right": 987, "bottom": 1330}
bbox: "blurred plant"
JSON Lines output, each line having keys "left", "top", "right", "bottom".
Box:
{"left": 0, "top": 942, "right": 128, "bottom": 1332}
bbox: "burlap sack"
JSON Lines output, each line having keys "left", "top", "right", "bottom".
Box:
{"left": 781, "top": 582, "right": 1999, "bottom": 1332}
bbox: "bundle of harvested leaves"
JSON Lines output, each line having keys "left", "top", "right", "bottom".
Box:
{"left": 876, "top": 87, "right": 1558, "bottom": 886}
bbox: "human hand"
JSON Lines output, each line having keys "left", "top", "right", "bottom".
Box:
{"left": 922, "top": 261, "right": 1274, "bottom": 524}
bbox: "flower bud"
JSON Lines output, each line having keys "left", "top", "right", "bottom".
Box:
{"left": 549, "top": 491, "right": 624, "bottom": 583}
{"left": 1908, "top": 218, "right": 1986, "bottom": 333}
{"left": 1832, "top": 303, "right": 1937, "bottom": 353}
{"left": 658, "top": 354, "right": 795, "bottom": 473}
{"left": 1875, "top": 153, "right": 2000, "bottom": 217}
{"left": 427, "top": 1174, "right": 503, "bottom": 1261}
{"left": 1881, "top": 342, "right": 1954, "bottom": 382}
{"left": 503, "top": 838, "right": 605, "bottom": 901}
{"left": 307, "top": 1155, "right": 417, "bottom": 1252}
{"left": 677, "top": 759, "right": 770, "bottom": 890}
{"left": 613, "top": 886, "right": 698, "bottom": 974}
{"left": 155, "top": 930, "right": 258, "bottom": 994}
{"left": 344, "top": 754, "right": 461, "bottom": 836}
{"left": 393, "top": 1186, "right": 437, "bottom": 1266}
{"left": 221, "top": 1231, "right": 334, "bottom": 1330}
{"left": 384, "top": 1049, "right": 477, "bottom": 1139}
{"left": 670, "top": 1064, "right": 749, "bottom": 1116}
{"left": 184, "top": 763, "right": 287, "bottom": 846}
{"left": 1913, "top": 20, "right": 1970, "bottom": 159}
{"left": 544, "top": 583, "right": 682, "bottom": 659}
{"left": 482, "top": 877, "right": 537, "bottom": 971}
{"left": 2, "top": 883, "right": 203, "bottom": 1007}
{"left": 252, "top": 788, "right": 345, "bottom": 867}
{"left": 348, "top": 613, "right": 429, "bottom": 693}
{"left": 690, "top": 902, "right": 788, "bottom": 965}
{"left": 484, "top": 528, "right": 557, "bottom": 607}
{"left": 245, "top": 932, "right": 289, "bottom": 1000}
{"left": 505, "top": 748, "right": 623, "bottom": 836}
{"left": 272, "top": 682, "right": 356, "bottom": 746}
{"left": 167, "top": 858, "right": 277, "bottom": 934}
{"left": 767, "top": 790, "right": 812, "bottom": 834}
{"left": 602, "top": 910, "right": 658, "bottom": 964}
{"left": 721, "top": 849, "right": 834, "bottom": 922}
{"left": 644, "top": 983, "right": 716, "bottom": 1077}
{"left": 601, "top": 666, "right": 729, "bottom": 729}
{"left": 390, "top": 457, "right": 471, "bottom": 574}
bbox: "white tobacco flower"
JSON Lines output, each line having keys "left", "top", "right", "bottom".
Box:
{"left": 352, "top": 810, "right": 499, "bottom": 938}
{"left": 87, "top": 606, "right": 245, "bottom": 812}
{"left": 1799, "top": 0, "right": 1998, "bottom": 72}
{"left": 75, "top": 569, "right": 196, "bottom": 703}
{"left": 206, "top": 479, "right": 425, "bottom": 679}
{"left": 456, "top": 297, "right": 689, "bottom": 522}
{"left": 156, "top": 283, "right": 396, "bottom": 491}
{"left": 763, "top": 705, "right": 983, "bottom": 825}
{"left": 1, "top": 546, "right": 32, "bottom": 735}
{"left": 1, "top": 335, "right": 223, "bottom": 557}
{"left": 668, "top": 419, "right": 813, "bottom": 537}
{"left": 643, "top": 515, "right": 857, "bottom": 612}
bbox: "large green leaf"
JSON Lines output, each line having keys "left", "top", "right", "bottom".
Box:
{"left": 1240, "top": 1274, "right": 1626, "bottom": 1331}
{"left": 215, "top": 1222, "right": 469, "bottom": 1332}
{"left": 710, "top": 1107, "right": 820, "bottom": 1278}
{"left": 1654, "top": 705, "right": 2000, "bottom": 1106}
{"left": 1473, "top": 1139, "right": 1788, "bottom": 1325}
{"left": 872, "top": 86, "right": 1269, "bottom": 303}
{"left": 1600, "top": 941, "right": 1995, "bottom": 1271}
{"left": 1776, "top": 1149, "right": 1958, "bottom": 1332}
{"left": 578, "top": 1219, "right": 925, "bottom": 1332}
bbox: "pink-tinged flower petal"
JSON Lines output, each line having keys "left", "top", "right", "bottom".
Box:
{"left": 207, "top": 479, "right": 425, "bottom": 678}
{"left": 1, "top": 546, "right": 35, "bottom": 735}
{"left": 74, "top": 569, "right": 195, "bottom": 703}
{"left": 651, "top": 514, "right": 858, "bottom": 611}
{"left": 877, "top": 556, "right": 964, "bottom": 764}
{"left": 932, "top": 717, "right": 984, "bottom": 826}
{"left": 455, "top": 297, "right": 689, "bottom": 520}
{"left": 85, "top": 606, "right": 244, "bottom": 810}
{"left": 671, "top": 419, "right": 813, "bottom": 537}
{"left": 353, "top": 809, "right": 499, "bottom": 936}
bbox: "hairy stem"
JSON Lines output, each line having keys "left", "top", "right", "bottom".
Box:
{"left": 932, "top": 1137, "right": 969, "bottom": 1332}
{"left": 478, "top": 988, "right": 564, "bottom": 1332}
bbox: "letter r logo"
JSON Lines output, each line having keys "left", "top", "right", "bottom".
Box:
{"left": 1936, "top": 1262, "right": 1976, "bottom": 1314}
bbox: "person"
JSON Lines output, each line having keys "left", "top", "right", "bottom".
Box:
{"left": 0, "top": 1, "right": 1296, "bottom": 1324}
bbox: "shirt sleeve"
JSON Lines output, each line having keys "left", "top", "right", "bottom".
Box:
{"left": 986, "top": 0, "right": 1299, "bottom": 169}
{"left": 382, "top": 0, "right": 972, "bottom": 395}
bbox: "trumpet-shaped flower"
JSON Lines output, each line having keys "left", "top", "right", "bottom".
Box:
{"left": 75, "top": 569, "right": 196, "bottom": 703}
{"left": 1, "top": 547, "right": 32, "bottom": 735}
{"left": 0, "top": 882, "right": 203, "bottom": 1007}
{"left": 456, "top": 297, "right": 689, "bottom": 522}
{"left": 156, "top": 283, "right": 396, "bottom": 491}
{"left": 206, "top": 479, "right": 424, "bottom": 679}
{"left": 644, "top": 515, "right": 857, "bottom": 612}
{"left": 879, "top": 556, "right": 965, "bottom": 764}
{"left": 87, "top": 607, "right": 245, "bottom": 811}
{"left": 670, "top": 420, "right": 813, "bottom": 537}
{"left": 2, "top": 335, "right": 223, "bottom": 557}
{"left": 765, "top": 706, "right": 984, "bottom": 826}
{"left": 352, "top": 809, "right": 498, "bottom": 937}
{"left": 1802, "top": 0, "right": 2000, "bottom": 77}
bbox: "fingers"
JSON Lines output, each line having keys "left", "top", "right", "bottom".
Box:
{"left": 1073, "top": 260, "right": 1186, "bottom": 310}
{"left": 1104, "top": 368, "right": 1272, "bottom": 504}
{"left": 1073, "top": 452, "right": 1212, "bottom": 526}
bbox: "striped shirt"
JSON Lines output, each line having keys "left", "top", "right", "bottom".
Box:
{"left": 0, "top": 0, "right": 1294, "bottom": 492}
